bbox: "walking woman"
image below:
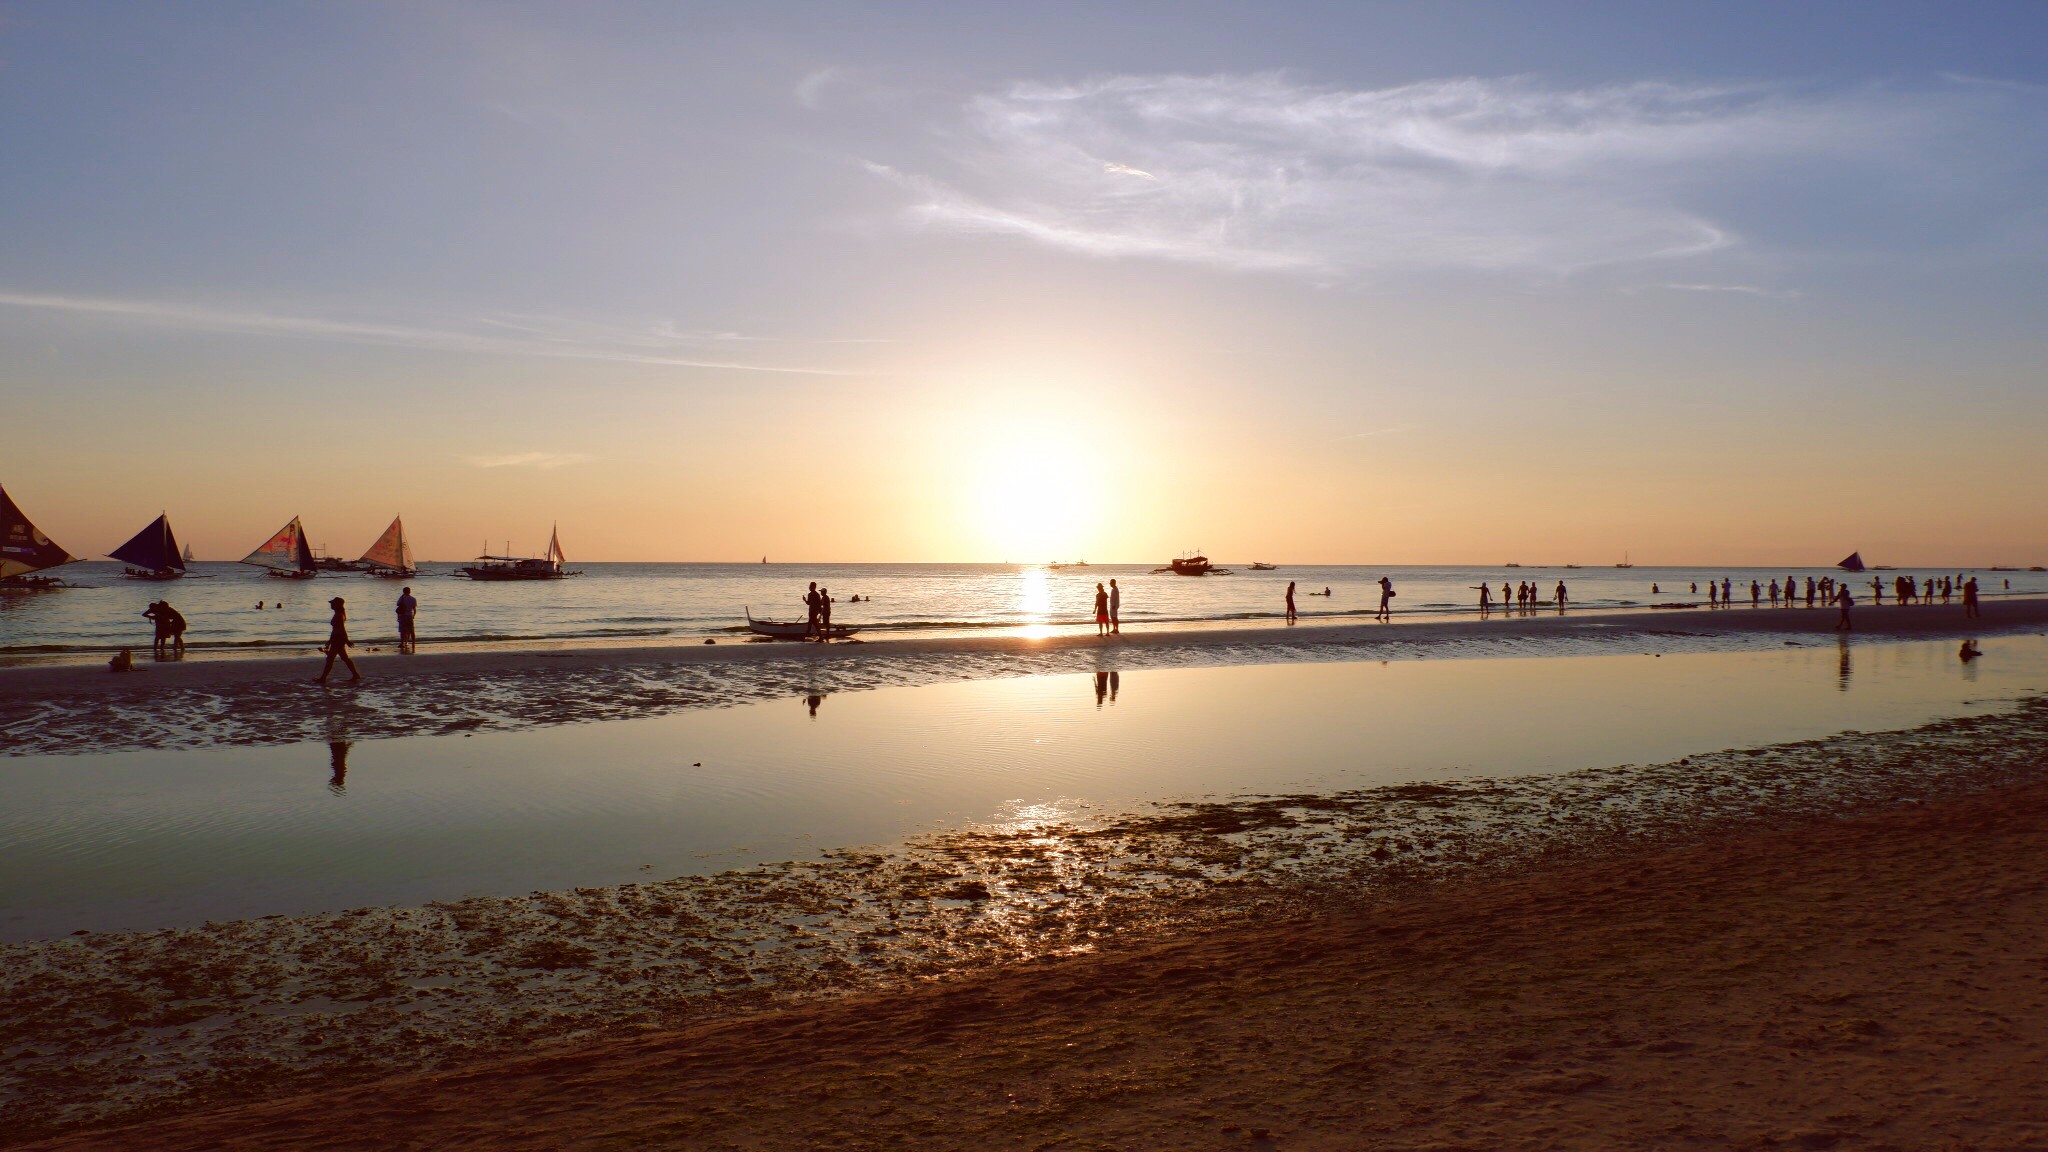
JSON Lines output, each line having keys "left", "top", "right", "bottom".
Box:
{"left": 1284, "top": 580, "right": 1297, "bottom": 623}
{"left": 316, "top": 596, "right": 361, "bottom": 682}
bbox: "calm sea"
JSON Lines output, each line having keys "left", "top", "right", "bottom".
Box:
{"left": 2, "top": 561, "right": 2037, "bottom": 660}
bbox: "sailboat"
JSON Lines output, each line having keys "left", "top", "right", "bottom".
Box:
{"left": 1837, "top": 552, "right": 1866, "bottom": 573}
{"left": 460, "top": 523, "right": 579, "bottom": 580}
{"left": 356, "top": 516, "right": 417, "bottom": 577}
{"left": 110, "top": 513, "right": 189, "bottom": 580}
{"left": 182, "top": 542, "right": 196, "bottom": 564}
{"left": 241, "top": 516, "right": 318, "bottom": 580}
{"left": 1615, "top": 552, "right": 1634, "bottom": 569}
{"left": 0, "top": 485, "right": 81, "bottom": 588}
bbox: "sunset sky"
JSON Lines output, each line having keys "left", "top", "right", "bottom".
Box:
{"left": 4, "top": 1, "right": 2047, "bottom": 565}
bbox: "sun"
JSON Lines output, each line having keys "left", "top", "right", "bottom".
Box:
{"left": 949, "top": 420, "right": 1107, "bottom": 562}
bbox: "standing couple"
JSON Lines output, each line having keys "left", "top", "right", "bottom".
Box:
{"left": 1094, "top": 579, "right": 1120, "bottom": 637}
{"left": 805, "top": 581, "right": 836, "bottom": 641}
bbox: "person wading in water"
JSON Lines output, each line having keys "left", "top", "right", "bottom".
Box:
{"left": 316, "top": 596, "right": 361, "bottom": 682}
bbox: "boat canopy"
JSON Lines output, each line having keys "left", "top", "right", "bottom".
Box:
{"left": 241, "top": 516, "right": 316, "bottom": 573}
{"left": 110, "top": 514, "right": 186, "bottom": 573}
{"left": 357, "top": 516, "right": 415, "bottom": 572}
{"left": 0, "top": 485, "right": 80, "bottom": 578}
{"left": 1837, "top": 552, "right": 1866, "bottom": 572}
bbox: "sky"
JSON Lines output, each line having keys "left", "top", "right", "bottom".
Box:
{"left": 3, "top": 0, "right": 2047, "bottom": 565}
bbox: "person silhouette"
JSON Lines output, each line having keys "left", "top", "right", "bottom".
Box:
{"left": 1476, "top": 582, "right": 1492, "bottom": 616}
{"left": 1376, "top": 577, "right": 1394, "bottom": 620}
{"left": 316, "top": 596, "right": 361, "bottom": 682}
{"left": 1963, "top": 577, "right": 1981, "bottom": 618}
{"left": 1109, "top": 578, "right": 1121, "bottom": 634}
{"left": 1284, "top": 580, "right": 1297, "bottom": 623}
{"left": 1709, "top": 582, "right": 1718, "bottom": 607}
{"left": 804, "top": 582, "right": 821, "bottom": 639}
{"left": 1834, "top": 584, "right": 1855, "bottom": 630}
{"left": 1554, "top": 581, "right": 1568, "bottom": 610}
{"left": 1094, "top": 583, "right": 1111, "bottom": 636}
{"left": 396, "top": 586, "right": 418, "bottom": 654}
{"left": 818, "top": 587, "right": 833, "bottom": 641}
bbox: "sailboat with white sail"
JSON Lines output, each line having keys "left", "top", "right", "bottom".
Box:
{"left": 1, "top": 485, "right": 81, "bottom": 589}
{"left": 110, "top": 513, "right": 190, "bottom": 580}
{"left": 356, "top": 516, "right": 417, "bottom": 577}
{"left": 241, "top": 516, "right": 318, "bottom": 580}
{"left": 460, "top": 524, "right": 578, "bottom": 580}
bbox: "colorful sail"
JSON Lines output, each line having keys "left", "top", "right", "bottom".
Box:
{"left": 357, "top": 516, "right": 415, "bottom": 573}
{"left": 546, "top": 524, "right": 566, "bottom": 565}
{"left": 1837, "top": 551, "right": 1865, "bottom": 572}
{"left": 0, "top": 485, "right": 80, "bottom": 578}
{"left": 241, "top": 516, "right": 316, "bottom": 573}
{"left": 109, "top": 514, "right": 185, "bottom": 573}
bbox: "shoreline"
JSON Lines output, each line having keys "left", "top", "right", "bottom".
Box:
{"left": 11, "top": 700, "right": 2048, "bottom": 1148}
{"left": 7, "top": 599, "right": 2042, "bottom": 758}
{"left": 7, "top": 597, "right": 2043, "bottom": 701}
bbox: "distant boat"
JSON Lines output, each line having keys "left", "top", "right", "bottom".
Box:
{"left": 1615, "top": 552, "right": 1633, "bottom": 569}
{"left": 1504, "top": 562, "right": 1522, "bottom": 568}
{"left": 182, "top": 542, "right": 196, "bottom": 564}
{"left": 1562, "top": 564, "right": 1581, "bottom": 570}
{"left": 745, "top": 608, "right": 859, "bottom": 640}
{"left": 356, "top": 516, "right": 417, "bottom": 577}
{"left": 1837, "top": 552, "right": 1866, "bottom": 573}
{"left": 1248, "top": 561, "right": 1277, "bottom": 571}
{"left": 0, "top": 485, "right": 81, "bottom": 588}
{"left": 241, "top": 516, "right": 319, "bottom": 580}
{"left": 461, "top": 524, "right": 578, "bottom": 580}
{"left": 110, "top": 513, "right": 189, "bottom": 580}
{"left": 1162, "top": 554, "right": 1228, "bottom": 576}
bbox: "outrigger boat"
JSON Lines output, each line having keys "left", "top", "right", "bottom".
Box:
{"left": 1248, "top": 561, "right": 1277, "bottom": 571}
{"left": 461, "top": 525, "right": 578, "bottom": 580}
{"left": 355, "top": 515, "right": 417, "bottom": 577}
{"left": 109, "top": 513, "right": 193, "bottom": 580}
{"left": 744, "top": 608, "right": 860, "bottom": 640}
{"left": 0, "top": 484, "right": 81, "bottom": 589}
{"left": 1157, "top": 553, "right": 1232, "bottom": 576}
{"left": 241, "top": 516, "right": 319, "bottom": 580}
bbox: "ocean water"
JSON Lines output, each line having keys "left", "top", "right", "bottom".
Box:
{"left": 1, "top": 560, "right": 2037, "bottom": 660}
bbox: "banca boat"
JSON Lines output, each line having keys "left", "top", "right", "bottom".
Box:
{"left": 745, "top": 608, "right": 860, "bottom": 640}
{"left": 1, "top": 485, "right": 81, "bottom": 589}
{"left": 241, "top": 516, "right": 319, "bottom": 580}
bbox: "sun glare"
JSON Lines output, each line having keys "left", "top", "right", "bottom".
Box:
{"left": 967, "top": 431, "right": 1103, "bottom": 562}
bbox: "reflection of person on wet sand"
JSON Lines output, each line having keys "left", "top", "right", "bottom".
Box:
{"left": 316, "top": 596, "right": 361, "bottom": 683}
{"left": 1095, "top": 670, "right": 1109, "bottom": 707}
{"left": 1959, "top": 640, "right": 1982, "bottom": 662}
{"left": 806, "top": 693, "right": 824, "bottom": 718}
{"left": 328, "top": 741, "right": 351, "bottom": 794}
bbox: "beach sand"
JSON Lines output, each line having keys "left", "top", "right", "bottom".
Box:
{"left": 10, "top": 699, "right": 2048, "bottom": 1149}
{"left": 6, "top": 599, "right": 2042, "bottom": 756}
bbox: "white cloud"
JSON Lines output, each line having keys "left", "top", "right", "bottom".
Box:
{"left": 1654, "top": 282, "right": 1802, "bottom": 299}
{"left": 464, "top": 452, "right": 592, "bottom": 470}
{"left": 0, "top": 292, "right": 860, "bottom": 375}
{"left": 870, "top": 72, "right": 2023, "bottom": 279}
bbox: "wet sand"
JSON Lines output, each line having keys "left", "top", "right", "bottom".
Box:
{"left": 9, "top": 699, "right": 2048, "bottom": 1148}
{"left": 6, "top": 599, "right": 2041, "bottom": 756}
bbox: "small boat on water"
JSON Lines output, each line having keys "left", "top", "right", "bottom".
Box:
{"left": 461, "top": 525, "right": 578, "bottom": 580}
{"left": 744, "top": 608, "right": 860, "bottom": 640}
{"left": 1248, "top": 561, "right": 1278, "bottom": 571}
{"left": 1837, "top": 552, "right": 1867, "bottom": 573}
{"left": 182, "top": 542, "right": 196, "bottom": 564}
{"left": 241, "top": 516, "right": 319, "bottom": 580}
{"left": 1159, "top": 553, "right": 1232, "bottom": 576}
{"left": 1, "top": 485, "right": 81, "bottom": 589}
{"left": 1614, "top": 553, "right": 1633, "bottom": 569}
{"left": 110, "top": 513, "right": 191, "bottom": 580}
{"left": 356, "top": 516, "right": 417, "bottom": 577}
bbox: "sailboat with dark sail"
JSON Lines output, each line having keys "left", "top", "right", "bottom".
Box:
{"left": 461, "top": 524, "right": 577, "bottom": 580}
{"left": 356, "top": 516, "right": 417, "bottom": 577}
{"left": 241, "top": 516, "right": 318, "bottom": 580}
{"left": 0, "top": 485, "right": 81, "bottom": 589}
{"left": 110, "top": 513, "right": 189, "bottom": 580}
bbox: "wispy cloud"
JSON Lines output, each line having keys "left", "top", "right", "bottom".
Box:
{"left": 1653, "top": 282, "right": 1802, "bottom": 299}
{"left": 464, "top": 451, "right": 592, "bottom": 470}
{"left": 0, "top": 292, "right": 863, "bottom": 375}
{"left": 871, "top": 72, "right": 2039, "bottom": 279}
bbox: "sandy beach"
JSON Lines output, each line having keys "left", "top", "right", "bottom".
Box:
{"left": 9, "top": 696, "right": 2048, "bottom": 1148}
{"left": 5, "top": 599, "right": 2041, "bottom": 757}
